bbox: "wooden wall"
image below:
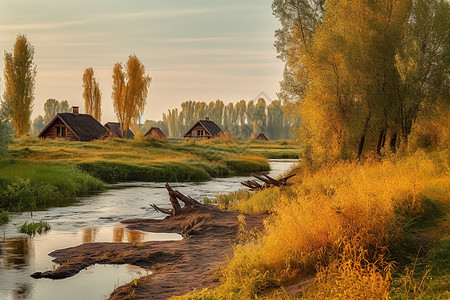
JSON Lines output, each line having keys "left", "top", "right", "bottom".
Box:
{"left": 40, "top": 118, "right": 78, "bottom": 141}
{"left": 185, "top": 124, "right": 211, "bottom": 138}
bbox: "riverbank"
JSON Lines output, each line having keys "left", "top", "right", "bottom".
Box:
{"left": 1, "top": 137, "right": 299, "bottom": 224}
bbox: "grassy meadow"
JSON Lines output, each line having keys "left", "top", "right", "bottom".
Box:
{"left": 173, "top": 149, "right": 450, "bottom": 299}
{"left": 0, "top": 136, "right": 299, "bottom": 223}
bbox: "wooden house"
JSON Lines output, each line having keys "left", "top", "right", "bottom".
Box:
{"left": 38, "top": 106, "right": 108, "bottom": 141}
{"left": 255, "top": 133, "right": 269, "bottom": 141}
{"left": 104, "top": 122, "right": 134, "bottom": 139}
{"left": 144, "top": 127, "right": 166, "bottom": 139}
{"left": 184, "top": 117, "right": 223, "bottom": 139}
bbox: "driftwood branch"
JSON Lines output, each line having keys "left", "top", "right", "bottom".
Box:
{"left": 251, "top": 173, "right": 273, "bottom": 185}
{"left": 241, "top": 173, "right": 296, "bottom": 191}
{"left": 151, "top": 183, "right": 202, "bottom": 216}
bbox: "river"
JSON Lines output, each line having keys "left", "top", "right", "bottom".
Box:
{"left": 0, "top": 159, "right": 297, "bottom": 300}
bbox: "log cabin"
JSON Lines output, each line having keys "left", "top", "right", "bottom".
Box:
{"left": 38, "top": 106, "right": 108, "bottom": 141}
{"left": 144, "top": 127, "right": 167, "bottom": 139}
{"left": 183, "top": 117, "right": 223, "bottom": 139}
{"left": 104, "top": 122, "right": 134, "bottom": 139}
{"left": 255, "top": 133, "right": 269, "bottom": 141}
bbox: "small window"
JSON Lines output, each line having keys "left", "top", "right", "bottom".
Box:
{"left": 56, "top": 126, "right": 66, "bottom": 137}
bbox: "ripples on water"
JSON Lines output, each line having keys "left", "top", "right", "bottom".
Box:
{"left": 0, "top": 159, "right": 297, "bottom": 300}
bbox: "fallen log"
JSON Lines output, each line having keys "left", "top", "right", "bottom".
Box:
{"left": 241, "top": 173, "right": 296, "bottom": 191}
{"left": 279, "top": 173, "right": 296, "bottom": 184}
{"left": 150, "top": 183, "right": 202, "bottom": 216}
{"left": 251, "top": 173, "right": 273, "bottom": 185}
{"left": 241, "top": 180, "right": 264, "bottom": 191}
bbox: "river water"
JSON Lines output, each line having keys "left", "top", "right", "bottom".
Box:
{"left": 0, "top": 159, "right": 297, "bottom": 300}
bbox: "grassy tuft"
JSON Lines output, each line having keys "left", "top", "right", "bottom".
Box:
{"left": 20, "top": 221, "right": 51, "bottom": 236}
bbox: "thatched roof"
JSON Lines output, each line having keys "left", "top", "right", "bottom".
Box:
{"left": 144, "top": 127, "right": 166, "bottom": 139}
{"left": 39, "top": 113, "right": 108, "bottom": 141}
{"left": 104, "top": 122, "right": 135, "bottom": 139}
{"left": 184, "top": 119, "right": 223, "bottom": 138}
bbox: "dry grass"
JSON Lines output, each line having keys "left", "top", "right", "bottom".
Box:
{"left": 173, "top": 149, "right": 450, "bottom": 299}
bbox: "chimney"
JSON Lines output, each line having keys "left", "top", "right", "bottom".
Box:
{"left": 72, "top": 106, "right": 79, "bottom": 115}
{"left": 205, "top": 116, "right": 210, "bottom": 121}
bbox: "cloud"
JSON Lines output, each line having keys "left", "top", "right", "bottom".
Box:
{"left": 99, "top": 8, "right": 213, "bottom": 20}
{"left": 0, "top": 20, "right": 88, "bottom": 31}
{"left": 0, "top": 8, "right": 213, "bottom": 32}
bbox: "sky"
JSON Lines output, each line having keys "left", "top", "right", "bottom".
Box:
{"left": 0, "top": 0, "right": 284, "bottom": 122}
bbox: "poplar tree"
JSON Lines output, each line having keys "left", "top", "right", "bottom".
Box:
{"left": 82, "top": 67, "right": 102, "bottom": 121}
{"left": 3, "top": 34, "right": 36, "bottom": 136}
{"left": 112, "top": 55, "right": 151, "bottom": 136}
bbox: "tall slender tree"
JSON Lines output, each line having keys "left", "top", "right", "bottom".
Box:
{"left": 82, "top": 67, "right": 102, "bottom": 121}
{"left": 112, "top": 55, "right": 151, "bottom": 136}
{"left": 3, "top": 34, "right": 36, "bottom": 136}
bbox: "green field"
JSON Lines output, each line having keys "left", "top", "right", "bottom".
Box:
{"left": 0, "top": 137, "right": 300, "bottom": 223}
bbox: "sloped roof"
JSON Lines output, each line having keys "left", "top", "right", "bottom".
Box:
{"left": 105, "top": 122, "right": 135, "bottom": 139}
{"left": 198, "top": 120, "right": 222, "bottom": 136}
{"left": 39, "top": 113, "right": 108, "bottom": 141}
{"left": 256, "top": 133, "right": 268, "bottom": 141}
{"left": 144, "top": 127, "right": 166, "bottom": 139}
{"left": 184, "top": 120, "right": 223, "bottom": 138}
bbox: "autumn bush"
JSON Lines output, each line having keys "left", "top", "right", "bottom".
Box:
{"left": 408, "top": 106, "right": 450, "bottom": 152}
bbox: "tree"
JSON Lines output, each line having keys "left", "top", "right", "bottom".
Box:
{"left": 3, "top": 34, "right": 36, "bottom": 136}
{"left": 43, "top": 98, "right": 70, "bottom": 124}
{"left": 82, "top": 67, "right": 101, "bottom": 121}
{"left": 272, "top": 0, "right": 324, "bottom": 106}
{"left": 31, "top": 115, "right": 45, "bottom": 136}
{"left": 277, "top": 0, "right": 410, "bottom": 163}
{"left": 396, "top": 0, "right": 450, "bottom": 142}
{"left": 112, "top": 55, "right": 151, "bottom": 136}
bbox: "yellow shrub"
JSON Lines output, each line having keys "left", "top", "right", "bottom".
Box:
{"left": 304, "top": 238, "right": 393, "bottom": 300}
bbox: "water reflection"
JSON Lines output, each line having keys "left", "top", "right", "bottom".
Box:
{"left": 82, "top": 227, "right": 98, "bottom": 243}
{"left": 113, "top": 227, "right": 124, "bottom": 242}
{"left": 1, "top": 238, "right": 32, "bottom": 269}
{"left": 0, "top": 226, "right": 181, "bottom": 300}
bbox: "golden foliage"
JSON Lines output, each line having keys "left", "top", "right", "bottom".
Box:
{"left": 112, "top": 55, "right": 151, "bottom": 137}
{"left": 82, "top": 67, "right": 101, "bottom": 121}
{"left": 3, "top": 34, "right": 36, "bottom": 136}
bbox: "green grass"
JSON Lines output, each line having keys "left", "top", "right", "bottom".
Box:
{"left": 0, "top": 159, "right": 104, "bottom": 213}
{"left": 7, "top": 137, "right": 285, "bottom": 183}
{"left": 20, "top": 221, "right": 51, "bottom": 236}
{"left": 390, "top": 197, "right": 450, "bottom": 299}
{"left": 0, "top": 211, "right": 9, "bottom": 225}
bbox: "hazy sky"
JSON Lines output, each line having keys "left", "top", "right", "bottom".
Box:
{"left": 0, "top": 0, "right": 284, "bottom": 122}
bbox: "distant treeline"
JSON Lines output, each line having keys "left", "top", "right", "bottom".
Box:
{"left": 29, "top": 98, "right": 298, "bottom": 140}
{"left": 141, "top": 99, "right": 298, "bottom": 140}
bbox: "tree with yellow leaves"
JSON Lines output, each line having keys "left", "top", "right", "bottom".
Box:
{"left": 3, "top": 34, "right": 36, "bottom": 136}
{"left": 82, "top": 67, "right": 101, "bottom": 121}
{"left": 112, "top": 55, "right": 151, "bottom": 137}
